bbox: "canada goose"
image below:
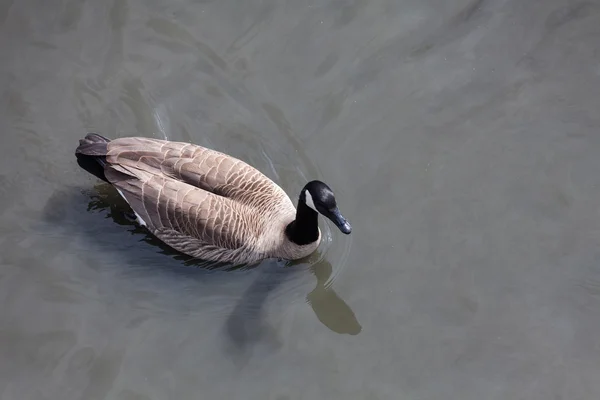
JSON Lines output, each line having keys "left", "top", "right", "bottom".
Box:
{"left": 75, "top": 133, "right": 351, "bottom": 264}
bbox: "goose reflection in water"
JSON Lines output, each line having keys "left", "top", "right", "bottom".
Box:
{"left": 46, "top": 184, "right": 361, "bottom": 348}
{"left": 224, "top": 255, "right": 361, "bottom": 353}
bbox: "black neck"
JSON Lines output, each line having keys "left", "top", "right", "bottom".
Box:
{"left": 285, "top": 200, "right": 319, "bottom": 245}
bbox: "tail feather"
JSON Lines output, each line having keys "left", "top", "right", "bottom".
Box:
{"left": 75, "top": 133, "right": 111, "bottom": 182}
{"left": 76, "top": 133, "right": 110, "bottom": 158}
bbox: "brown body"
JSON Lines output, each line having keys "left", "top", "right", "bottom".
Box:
{"left": 76, "top": 135, "right": 320, "bottom": 264}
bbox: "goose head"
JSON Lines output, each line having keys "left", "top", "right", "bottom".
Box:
{"left": 300, "top": 180, "right": 352, "bottom": 234}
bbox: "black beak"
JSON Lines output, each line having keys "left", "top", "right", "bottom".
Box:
{"left": 326, "top": 208, "right": 352, "bottom": 234}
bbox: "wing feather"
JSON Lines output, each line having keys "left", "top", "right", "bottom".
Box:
{"left": 99, "top": 136, "right": 298, "bottom": 262}
{"left": 104, "top": 166, "right": 248, "bottom": 252}
{"left": 106, "top": 137, "right": 293, "bottom": 209}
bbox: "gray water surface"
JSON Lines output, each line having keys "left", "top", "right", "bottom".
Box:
{"left": 2, "top": 0, "right": 600, "bottom": 399}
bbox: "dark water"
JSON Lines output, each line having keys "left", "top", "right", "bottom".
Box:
{"left": 2, "top": 0, "right": 600, "bottom": 399}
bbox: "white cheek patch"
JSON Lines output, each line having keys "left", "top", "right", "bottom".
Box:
{"left": 304, "top": 190, "right": 317, "bottom": 212}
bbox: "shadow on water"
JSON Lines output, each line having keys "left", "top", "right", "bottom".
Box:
{"left": 224, "top": 256, "right": 362, "bottom": 354}
{"left": 41, "top": 182, "right": 361, "bottom": 349}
